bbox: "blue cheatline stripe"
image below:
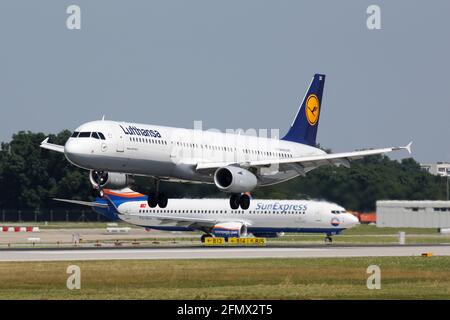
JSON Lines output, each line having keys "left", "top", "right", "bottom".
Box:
{"left": 138, "top": 225, "right": 345, "bottom": 234}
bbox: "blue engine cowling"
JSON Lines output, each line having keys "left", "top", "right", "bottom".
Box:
{"left": 212, "top": 222, "right": 247, "bottom": 238}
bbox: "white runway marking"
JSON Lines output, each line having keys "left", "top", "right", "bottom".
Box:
{"left": 1, "top": 246, "right": 450, "bottom": 261}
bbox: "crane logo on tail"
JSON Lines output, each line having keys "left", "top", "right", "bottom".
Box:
{"left": 305, "top": 94, "right": 320, "bottom": 125}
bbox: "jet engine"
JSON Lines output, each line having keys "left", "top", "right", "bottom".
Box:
{"left": 211, "top": 222, "right": 248, "bottom": 238}
{"left": 214, "top": 166, "right": 257, "bottom": 193}
{"left": 89, "top": 170, "right": 132, "bottom": 189}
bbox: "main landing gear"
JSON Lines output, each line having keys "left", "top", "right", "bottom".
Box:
{"left": 324, "top": 235, "right": 333, "bottom": 244}
{"left": 229, "top": 193, "right": 251, "bottom": 210}
{"left": 200, "top": 234, "right": 214, "bottom": 243}
{"left": 148, "top": 192, "right": 168, "bottom": 208}
{"left": 147, "top": 179, "right": 168, "bottom": 208}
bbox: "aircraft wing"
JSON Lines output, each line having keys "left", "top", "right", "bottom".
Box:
{"left": 135, "top": 214, "right": 248, "bottom": 230}
{"left": 53, "top": 198, "right": 109, "bottom": 208}
{"left": 143, "top": 215, "right": 218, "bottom": 225}
{"left": 195, "top": 142, "right": 412, "bottom": 171}
{"left": 40, "top": 138, "right": 65, "bottom": 153}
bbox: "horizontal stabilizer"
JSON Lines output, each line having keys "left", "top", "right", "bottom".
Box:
{"left": 53, "top": 198, "right": 109, "bottom": 208}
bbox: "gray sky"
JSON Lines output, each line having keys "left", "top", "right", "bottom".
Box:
{"left": 1, "top": 0, "right": 449, "bottom": 163}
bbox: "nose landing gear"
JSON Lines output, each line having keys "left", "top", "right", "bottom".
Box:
{"left": 92, "top": 188, "right": 104, "bottom": 198}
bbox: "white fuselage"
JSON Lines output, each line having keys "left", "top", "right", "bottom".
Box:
{"left": 115, "top": 198, "right": 358, "bottom": 235}
{"left": 64, "top": 120, "right": 325, "bottom": 186}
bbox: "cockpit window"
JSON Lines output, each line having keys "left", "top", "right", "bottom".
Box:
{"left": 78, "top": 132, "right": 91, "bottom": 138}
{"left": 72, "top": 131, "right": 105, "bottom": 139}
{"left": 331, "top": 210, "right": 347, "bottom": 215}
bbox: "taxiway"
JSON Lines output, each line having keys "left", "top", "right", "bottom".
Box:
{"left": 1, "top": 245, "right": 449, "bottom": 261}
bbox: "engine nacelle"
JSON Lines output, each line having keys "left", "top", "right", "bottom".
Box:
{"left": 214, "top": 166, "right": 257, "bottom": 193}
{"left": 211, "top": 222, "right": 248, "bottom": 238}
{"left": 89, "top": 170, "right": 131, "bottom": 189}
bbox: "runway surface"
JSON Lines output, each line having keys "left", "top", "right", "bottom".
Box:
{"left": 1, "top": 245, "right": 450, "bottom": 261}
{"left": 0, "top": 228, "right": 195, "bottom": 244}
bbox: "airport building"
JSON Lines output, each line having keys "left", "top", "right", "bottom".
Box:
{"left": 420, "top": 162, "right": 450, "bottom": 177}
{"left": 376, "top": 200, "right": 450, "bottom": 228}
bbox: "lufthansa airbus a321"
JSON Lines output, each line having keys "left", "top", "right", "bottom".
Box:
{"left": 41, "top": 74, "right": 412, "bottom": 209}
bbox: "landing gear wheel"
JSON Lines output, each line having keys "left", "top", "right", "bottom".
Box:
{"left": 239, "top": 194, "right": 250, "bottom": 210}
{"left": 148, "top": 192, "right": 158, "bottom": 208}
{"left": 92, "top": 188, "right": 104, "bottom": 198}
{"left": 201, "top": 234, "right": 213, "bottom": 243}
{"left": 147, "top": 179, "right": 169, "bottom": 208}
{"left": 324, "top": 236, "right": 333, "bottom": 244}
{"left": 230, "top": 194, "right": 240, "bottom": 210}
{"left": 158, "top": 193, "right": 168, "bottom": 208}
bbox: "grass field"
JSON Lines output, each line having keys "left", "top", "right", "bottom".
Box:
{"left": 1, "top": 257, "right": 450, "bottom": 299}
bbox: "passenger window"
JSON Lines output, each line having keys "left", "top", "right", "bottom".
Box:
{"left": 91, "top": 132, "right": 100, "bottom": 139}
{"left": 71, "top": 131, "right": 80, "bottom": 138}
{"left": 78, "top": 132, "right": 91, "bottom": 138}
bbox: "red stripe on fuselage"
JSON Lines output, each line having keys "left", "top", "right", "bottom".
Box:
{"left": 103, "top": 189, "right": 145, "bottom": 198}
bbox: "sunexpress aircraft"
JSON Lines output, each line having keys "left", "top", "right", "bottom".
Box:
{"left": 55, "top": 188, "right": 359, "bottom": 243}
{"left": 42, "top": 74, "right": 412, "bottom": 210}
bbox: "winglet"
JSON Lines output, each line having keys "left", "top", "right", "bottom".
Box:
{"left": 404, "top": 141, "right": 413, "bottom": 154}
{"left": 40, "top": 137, "right": 65, "bottom": 153}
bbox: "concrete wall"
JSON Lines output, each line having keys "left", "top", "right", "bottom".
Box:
{"left": 376, "top": 201, "right": 450, "bottom": 228}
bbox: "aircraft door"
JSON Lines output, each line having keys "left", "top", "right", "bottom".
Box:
{"left": 235, "top": 131, "right": 246, "bottom": 163}
{"left": 314, "top": 208, "right": 322, "bottom": 222}
{"left": 116, "top": 127, "right": 125, "bottom": 153}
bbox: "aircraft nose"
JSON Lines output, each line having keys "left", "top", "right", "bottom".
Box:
{"left": 346, "top": 213, "right": 360, "bottom": 227}
{"left": 64, "top": 138, "right": 91, "bottom": 167}
{"left": 64, "top": 138, "right": 81, "bottom": 156}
